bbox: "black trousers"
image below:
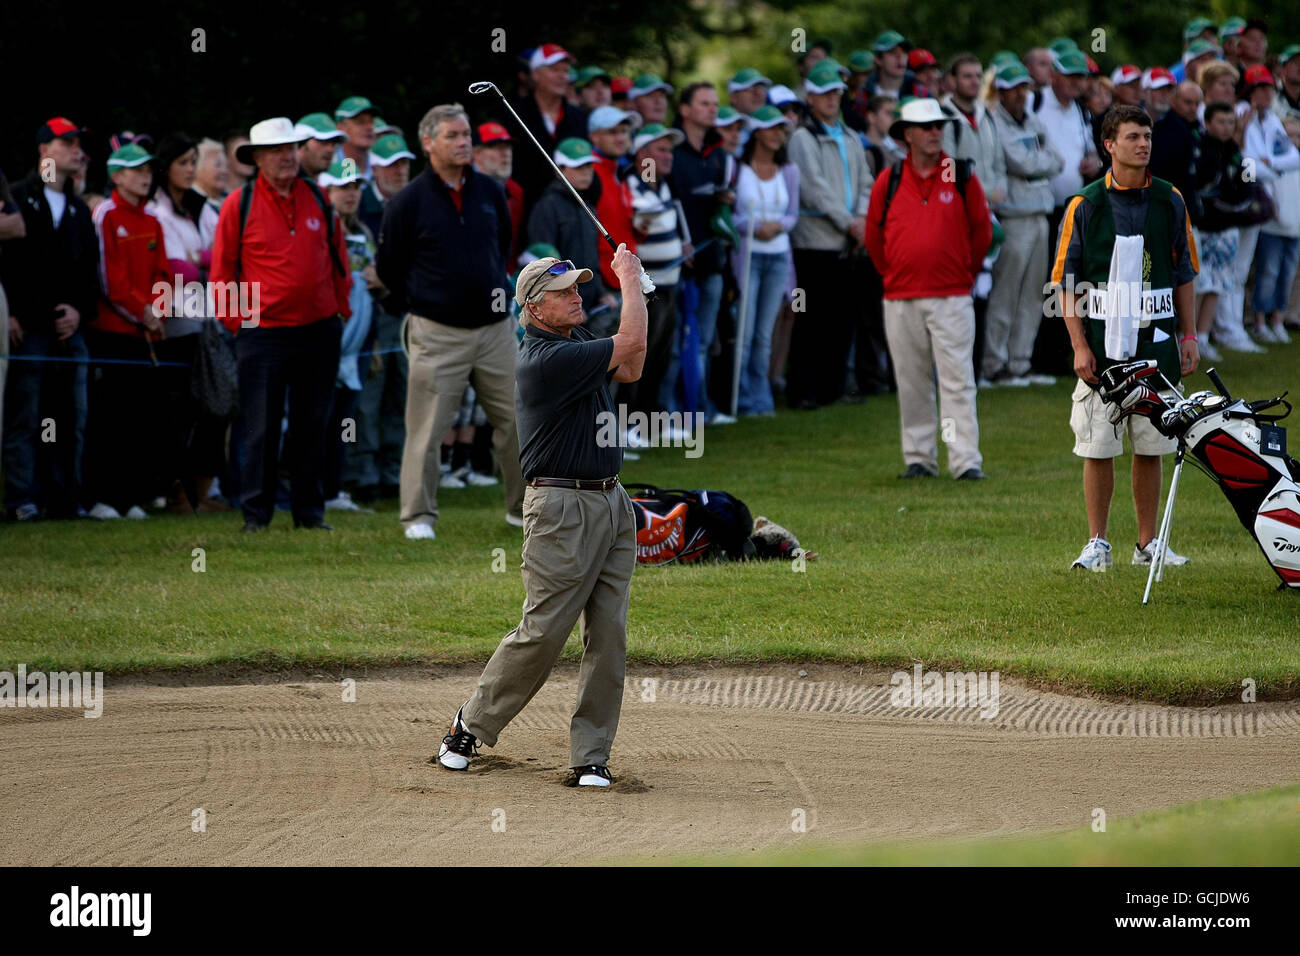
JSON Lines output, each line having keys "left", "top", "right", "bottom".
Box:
{"left": 1031, "top": 205, "right": 1073, "bottom": 376}
{"left": 788, "top": 249, "right": 856, "bottom": 407}
{"left": 83, "top": 330, "right": 166, "bottom": 514}
{"left": 853, "top": 255, "right": 893, "bottom": 394}
{"left": 235, "top": 317, "right": 342, "bottom": 526}
{"left": 324, "top": 385, "right": 360, "bottom": 501}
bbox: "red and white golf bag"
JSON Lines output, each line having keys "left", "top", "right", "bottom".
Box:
{"left": 1100, "top": 360, "right": 1300, "bottom": 592}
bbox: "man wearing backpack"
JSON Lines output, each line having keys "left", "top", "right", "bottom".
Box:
{"left": 210, "top": 117, "right": 352, "bottom": 532}
{"left": 865, "top": 98, "right": 992, "bottom": 481}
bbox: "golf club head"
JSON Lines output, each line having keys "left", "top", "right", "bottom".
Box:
{"left": 467, "top": 81, "right": 498, "bottom": 96}
{"left": 1108, "top": 383, "right": 1170, "bottom": 426}
{"left": 1099, "top": 359, "right": 1158, "bottom": 405}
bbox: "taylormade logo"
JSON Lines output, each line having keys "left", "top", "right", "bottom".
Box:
{"left": 49, "top": 886, "right": 151, "bottom": 936}
{"left": 596, "top": 407, "right": 705, "bottom": 458}
{"left": 1272, "top": 538, "right": 1300, "bottom": 553}
{"left": 889, "top": 664, "right": 1000, "bottom": 718}
{"left": 0, "top": 665, "right": 103, "bottom": 718}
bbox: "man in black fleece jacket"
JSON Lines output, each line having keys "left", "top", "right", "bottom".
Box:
{"left": 1, "top": 120, "right": 99, "bottom": 520}
{"left": 376, "top": 103, "right": 524, "bottom": 540}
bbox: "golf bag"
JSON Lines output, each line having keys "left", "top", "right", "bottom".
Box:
{"left": 624, "top": 484, "right": 755, "bottom": 565}
{"left": 1099, "top": 360, "right": 1300, "bottom": 590}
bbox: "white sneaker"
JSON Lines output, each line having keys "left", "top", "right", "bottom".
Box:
{"left": 1271, "top": 325, "right": 1291, "bottom": 344}
{"left": 325, "top": 491, "right": 362, "bottom": 511}
{"left": 1024, "top": 373, "right": 1057, "bottom": 386}
{"left": 404, "top": 523, "right": 436, "bottom": 540}
{"left": 1252, "top": 324, "right": 1279, "bottom": 344}
{"left": 504, "top": 512, "right": 524, "bottom": 528}
{"left": 150, "top": 496, "right": 167, "bottom": 509}
{"left": 1221, "top": 335, "right": 1266, "bottom": 354}
{"left": 1133, "top": 539, "right": 1189, "bottom": 566}
{"left": 707, "top": 412, "right": 737, "bottom": 426}
{"left": 994, "top": 373, "right": 1031, "bottom": 387}
{"left": 453, "top": 465, "right": 499, "bottom": 487}
{"left": 1071, "top": 536, "right": 1113, "bottom": 572}
{"left": 1198, "top": 336, "right": 1222, "bottom": 362}
{"left": 89, "top": 502, "right": 122, "bottom": 520}
{"left": 976, "top": 376, "right": 994, "bottom": 389}
{"left": 439, "top": 464, "right": 466, "bottom": 489}
{"left": 124, "top": 505, "right": 148, "bottom": 520}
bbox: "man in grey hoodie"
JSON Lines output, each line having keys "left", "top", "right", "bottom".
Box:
{"left": 985, "top": 62, "right": 1064, "bottom": 387}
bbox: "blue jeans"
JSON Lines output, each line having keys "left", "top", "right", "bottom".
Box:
{"left": 737, "top": 252, "right": 787, "bottom": 415}
{"left": 2, "top": 328, "right": 88, "bottom": 514}
{"left": 1251, "top": 233, "right": 1300, "bottom": 315}
{"left": 661, "top": 271, "right": 724, "bottom": 415}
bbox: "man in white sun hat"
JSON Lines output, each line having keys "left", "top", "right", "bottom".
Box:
{"left": 865, "top": 97, "right": 992, "bottom": 481}
{"left": 211, "top": 116, "right": 352, "bottom": 533}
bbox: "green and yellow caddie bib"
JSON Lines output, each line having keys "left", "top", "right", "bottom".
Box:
{"left": 1074, "top": 175, "right": 1181, "bottom": 384}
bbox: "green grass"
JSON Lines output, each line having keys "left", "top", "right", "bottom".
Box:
{"left": 647, "top": 784, "right": 1300, "bottom": 866}
{"left": 2, "top": 346, "right": 1297, "bottom": 701}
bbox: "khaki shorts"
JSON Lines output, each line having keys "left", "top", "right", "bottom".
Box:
{"left": 1070, "top": 378, "right": 1177, "bottom": 459}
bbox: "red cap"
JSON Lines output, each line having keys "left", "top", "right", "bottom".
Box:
{"left": 610, "top": 76, "right": 633, "bottom": 96}
{"left": 37, "top": 116, "right": 85, "bottom": 144}
{"left": 908, "top": 48, "right": 937, "bottom": 69}
{"left": 529, "top": 43, "right": 573, "bottom": 70}
{"left": 1110, "top": 64, "right": 1142, "bottom": 85}
{"left": 476, "top": 122, "right": 511, "bottom": 145}
{"left": 1243, "top": 64, "right": 1275, "bottom": 88}
{"left": 1144, "top": 66, "right": 1176, "bottom": 89}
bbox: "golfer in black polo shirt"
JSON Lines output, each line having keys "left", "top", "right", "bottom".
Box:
{"left": 437, "top": 244, "right": 648, "bottom": 787}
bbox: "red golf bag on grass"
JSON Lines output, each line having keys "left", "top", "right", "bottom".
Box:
{"left": 1100, "top": 360, "right": 1300, "bottom": 593}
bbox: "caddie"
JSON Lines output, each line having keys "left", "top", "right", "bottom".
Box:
{"left": 1051, "top": 105, "right": 1200, "bottom": 572}
{"left": 435, "top": 244, "right": 648, "bottom": 788}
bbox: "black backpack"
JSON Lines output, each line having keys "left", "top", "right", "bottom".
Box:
{"left": 624, "top": 484, "right": 755, "bottom": 564}
{"left": 235, "top": 177, "right": 346, "bottom": 280}
{"left": 876, "top": 157, "right": 972, "bottom": 228}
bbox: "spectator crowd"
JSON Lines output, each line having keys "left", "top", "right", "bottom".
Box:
{"left": 3, "top": 16, "right": 1300, "bottom": 529}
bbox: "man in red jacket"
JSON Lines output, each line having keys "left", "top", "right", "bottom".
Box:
{"left": 84, "top": 143, "right": 174, "bottom": 519}
{"left": 866, "top": 98, "right": 993, "bottom": 480}
{"left": 210, "top": 117, "right": 352, "bottom": 532}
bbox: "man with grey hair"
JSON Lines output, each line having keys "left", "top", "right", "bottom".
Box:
{"left": 376, "top": 103, "right": 525, "bottom": 539}
{"left": 435, "top": 243, "right": 647, "bottom": 788}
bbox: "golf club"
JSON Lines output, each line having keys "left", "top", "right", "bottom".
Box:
{"left": 468, "top": 80, "right": 656, "bottom": 296}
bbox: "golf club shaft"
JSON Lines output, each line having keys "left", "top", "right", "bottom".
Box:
{"left": 468, "top": 81, "right": 654, "bottom": 295}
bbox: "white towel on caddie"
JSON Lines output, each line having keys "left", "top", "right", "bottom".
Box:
{"left": 1104, "top": 234, "right": 1144, "bottom": 361}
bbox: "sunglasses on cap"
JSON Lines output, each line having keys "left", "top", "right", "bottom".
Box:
{"left": 524, "top": 259, "right": 577, "bottom": 302}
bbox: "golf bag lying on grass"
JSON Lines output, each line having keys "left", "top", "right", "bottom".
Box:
{"left": 1099, "top": 360, "right": 1300, "bottom": 594}
{"left": 623, "top": 484, "right": 818, "bottom": 566}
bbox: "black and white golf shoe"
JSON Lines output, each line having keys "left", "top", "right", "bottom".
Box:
{"left": 437, "top": 703, "right": 479, "bottom": 771}
{"left": 564, "top": 765, "right": 612, "bottom": 788}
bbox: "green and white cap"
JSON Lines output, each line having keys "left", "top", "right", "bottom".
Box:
{"left": 805, "top": 59, "right": 848, "bottom": 94}
{"left": 319, "top": 160, "right": 365, "bottom": 187}
{"left": 1183, "top": 16, "right": 1216, "bottom": 42}
{"left": 1279, "top": 44, "right": 1300, "bottom": 66}
{"left": 715, "top": 105, "right": 745, "bottom": 127}
{"left": 1219, "top": 17, "right": 1245, "bottom": 40}
{"left": 574, "top": 65, "right": 611, "bottom": 89}
{"left": 295, "top": 112, "right": 347, "bottom": 142}
{"left": 991, "top": 49, "right": 1021, "bottom": 69}
{"left": 373, "top": 116, "right": 399, "bottom": 136}
{"left": 629, "top": 73, "right": 674, "bottom": 98}
{"left": 728, "top": 67, "right": 771, "bottom": 92}
{"left": 554, "top": 137, "right": 598, "bottom": 167}
{"left": 1052, "top": 49, "right": 1090, "bottom": 76}
{"left": 1048, "top": 36, "right": 1078, "bottom": 56}
{"left": 632, "top": 122, "right": 685, "bottom": 153}
{"left": 1183, "top": 38, "right": 1222, "bottom": 64}
{"left": 994, "top": 62, "right": 1032, "bottom": 89}
{"left": 106, "top": 143, "right": 154, "bottom": 174}
{"left": 872, "top": 30, "right": 910, "bottom": 53}
{"left": 369, "top": 134, "right": 414, "bottom": 167}
{"left": 847, "top": 50, "right": 875, "bottom": 74}
{"left": 335, "top": 95, "right": 378, "bottom": 121}
{"left": 746, "top": 105, "right": 789, "bottom": 130}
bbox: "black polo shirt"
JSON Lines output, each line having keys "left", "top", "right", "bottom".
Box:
{"left": 515, "top": 323, "right": 621, "bottom": 480}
